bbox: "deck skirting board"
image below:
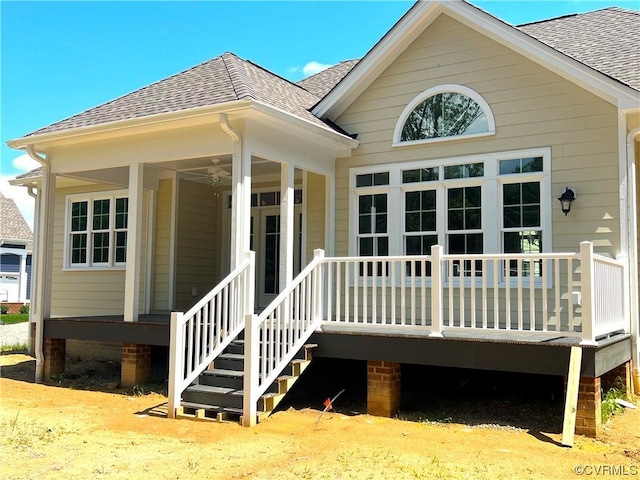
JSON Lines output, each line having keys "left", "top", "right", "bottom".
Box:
{"left": 309, "top": 331, "right": 631, "bottom": 377}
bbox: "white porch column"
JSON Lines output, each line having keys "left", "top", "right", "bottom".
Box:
{"left": 222, "top": 114, "right": 245, "bottom": 268}
{"left": 325, "top": 173, "right": 335, "bottom": 256}
{"left": 124, "top": 163, "right": 144, "bottom": 322}
{"left": 18, "top": 250, "right": 28, "bottom": 303}
{"left": 279, "top": 162, "right": 295, "bottom": 287}
{"left": 241, "top": 141, "right": 252, "bottom": 256}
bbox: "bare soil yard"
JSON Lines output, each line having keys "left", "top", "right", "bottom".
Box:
{"left": 1, "top": 353, "right": 639, "bottom": 480}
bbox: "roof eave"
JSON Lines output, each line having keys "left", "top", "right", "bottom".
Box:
{"left": 250, "top": 100, "right": 360, "bottom": 150}
{"left": 314, "top": 0, "right": 639, "bottom": 120}
{"left": 6, "top": 99, "right": 255, "bottom": 151}
{"left": 8, "top": 176, "right": 41, "bottom": 187}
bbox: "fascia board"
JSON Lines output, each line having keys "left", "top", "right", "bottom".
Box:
{"left": 315, "top": 0, "right": 638, "bottom": 120}
{"left": 8, "top": 176, "right": 41, "bottom": 186}
{"left": 6, "top": 100, "right": 254, "bottom": 151}
{"left": 250, "top": 100, "right": 360, "bottom": 150}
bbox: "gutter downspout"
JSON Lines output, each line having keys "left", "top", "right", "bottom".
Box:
{"left": 26, "top": 186, "right": 39, "bottom": 357}
{"left": 627, "top": 127, "right": 640, "bottom": 394}
{"left": 26, "top": 145, "right": 48, "bottom": 383}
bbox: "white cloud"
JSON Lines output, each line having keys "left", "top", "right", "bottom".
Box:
{"left": 12, "top": 153, "right": 40, "bottom": 172}
{"left": 302, "top": 61, "right": 333, "bottom": 77}
{"left": 0, "top": 153, "right": 40, "bottom": 230}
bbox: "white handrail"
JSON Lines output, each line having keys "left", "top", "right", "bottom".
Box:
{"left": 318, "top": 244, "right": 626, "bottom": 343}
{"left": 242, "top": 249, "right": 325, "bottom": 426}
{"left": 168, "top": 251, "right": 255, "bottom": 418}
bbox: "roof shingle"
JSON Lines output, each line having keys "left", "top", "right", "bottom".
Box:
{"left": 297, "top": 60, "right": 360, "bottom": 98}
{"left": 25, "top": 53, "right": 327, "bottom": 137}
{"left": 0, "top": 193, "right": 32, "bottom": 241}
{"left": 15, "top": 5, "right": 639, "bottom": 142}
{"left": 518, "top": 7, "right": 639, "bottom": 91}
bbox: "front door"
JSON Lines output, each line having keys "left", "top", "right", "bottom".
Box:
{"left": 255, "top": 207, "right": 302, "bottom": 309}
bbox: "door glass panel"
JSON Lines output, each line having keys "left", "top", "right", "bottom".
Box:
{"left": 264, "top": 215, "right": 280, "bottom": 294}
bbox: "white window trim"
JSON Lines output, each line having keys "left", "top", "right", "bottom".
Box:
{"left": 349, "top": 148, "right": 552, "bottom": 287}
{"left": 63, "top": 190, "right": 129, "bottom": 271}
{"left": 392, "top": 84, "right": 496, "bottom": 148}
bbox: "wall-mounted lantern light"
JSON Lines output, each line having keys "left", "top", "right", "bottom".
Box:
{"left": 558, "top": 187, "right": 575, "bottom": 216}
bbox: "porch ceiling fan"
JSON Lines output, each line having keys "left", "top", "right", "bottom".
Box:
{"left": 206, "top": 159, "right": 231, "bottom": 186}
{"left": 181, "top": 158, "right": 231, "bottom": 186}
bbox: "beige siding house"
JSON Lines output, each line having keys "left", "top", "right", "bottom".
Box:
{"left": 7, "top": 1, "right": 639, "bottom": 438}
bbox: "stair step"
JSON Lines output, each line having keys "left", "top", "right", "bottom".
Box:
{"left": 219, "top": 353, "right": 244, "bottom": 361}
{"left": 203, "top": 368, "right": 244, "bottom": 378}
{"left": 199, "top": 369, "right": 244, "bottom": 388}
{"left": 215, "top": 353, "right": 245, "bottom": 370}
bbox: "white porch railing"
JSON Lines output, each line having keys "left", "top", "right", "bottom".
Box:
{"left": 242, "top": 249, "right": 325, "bottom": 426}
{"left": 167, "top": 251, "right": 255, "bottom": 418}
{"left": 167, "top": 241, "right": 628, "bottom": 424}
{"left": 317, "top": 242, "right": 628, "bottom": 345}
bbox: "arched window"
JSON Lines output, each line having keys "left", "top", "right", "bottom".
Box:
{"left": 393, "top": 85, "right": 495, "bottom": 146}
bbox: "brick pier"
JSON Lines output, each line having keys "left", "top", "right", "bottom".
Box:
{"left": 43, "top": 337, "right": 66, "bottom": 380}
{"left": 121, "top": 343, "right": 151, "bottom": 388}
{"left": 367, "top": 360, "right": 401, "bottom": 417}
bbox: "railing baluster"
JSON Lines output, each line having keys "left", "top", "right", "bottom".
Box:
{"left": 420, "top": 258, "right": 426, "bottom": 327}
{"left": 363, "top": 260, "right": 368, "bottom": 324}
{"left": 381, "top": 260, "right": 387, "bottom": 324}
{"left": 372, "top": 259, "right": 377, "bottom": 324}
{"left": 542, "top": 259, "right": 548, "bottom": 331}
{"left": 336, "top": 262, "right": 342, "bottom": 322}
{"left": 470, "top": 259, "right": 476, "bottom": 328}
{"left": 481, "top": 259, "right": 487, "bottom": 329}
{"left": 410, "top": 259, "right": 416, "bottom": 326}
{"left": 391, "top": 259, "right": 397, "bottom": 325}
{"left": 517, "top": 259, "right": 523, "bottom": 331}
{"left": 568, "top": 258, "right": 574, "bottom": 332}
{"left": 505, "top": 258, "right": 511, "bottom": 330}
{"left": 401, "top": 260, "right": 406, "bottom": 326}
{"left": 493, "top": 259, "right": 499, "bottom": 330}
{"left": 459, "top": 261, "right": 465, "bottom": 328}
{"left": 529, "top": 258, "right": 535, "bottom": 331}
{"left": 448, "top": 260, "right": 454, "bottom": 328}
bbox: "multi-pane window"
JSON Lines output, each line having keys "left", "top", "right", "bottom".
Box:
{"left": 352, "top": 150, "right": 549, "bottom": 282}
{"left": 356, "top": 173, "right": 389, "bottom": 275}
{"left": 404, "top": 190, "right": 437, "bottom": 275}
{"left": 67, "top": 193, "right": 129, "bottom": 268}
{"left": 447, "top": 186, "right": 483, "bottom": 276}
{"left": 500, "top": 157, "right": 543, "bottom": 277}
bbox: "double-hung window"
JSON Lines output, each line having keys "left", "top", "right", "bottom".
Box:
{"left": 66, "top": 192, "right": 129, "bottom": 269}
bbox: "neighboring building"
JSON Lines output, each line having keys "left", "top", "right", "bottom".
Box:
{"left": 6, "top": 0, "right": 640, "bottom": 438}
{"left": 0, "top": 192, "right": 33, "bottom": 304}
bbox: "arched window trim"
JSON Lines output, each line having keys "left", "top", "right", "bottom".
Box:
{"left": 392, "top": 84, "right": 496, "bottom": 147}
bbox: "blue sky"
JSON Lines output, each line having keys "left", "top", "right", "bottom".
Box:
{"left": 2, "top": 0, "right": 639, "bottom": 228}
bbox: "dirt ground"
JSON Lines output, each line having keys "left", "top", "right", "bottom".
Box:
{"left": 1, "top": 354, "right": 639, "bottom": 480}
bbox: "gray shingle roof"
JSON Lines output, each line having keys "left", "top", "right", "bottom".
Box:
{"left": 15, "top": 6, "right": 639, "bottom": 142}
{"left": 518, "top": 7, "right": 639, "bottom": 91}
{"left": 24, "top": 53, "right": 326, "bottom": 137}
{"left": 297, "top": 60, "right": 360, "bottom": 98}
{"left": 0, "top": 193, "right": 32, "bottom": 241}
